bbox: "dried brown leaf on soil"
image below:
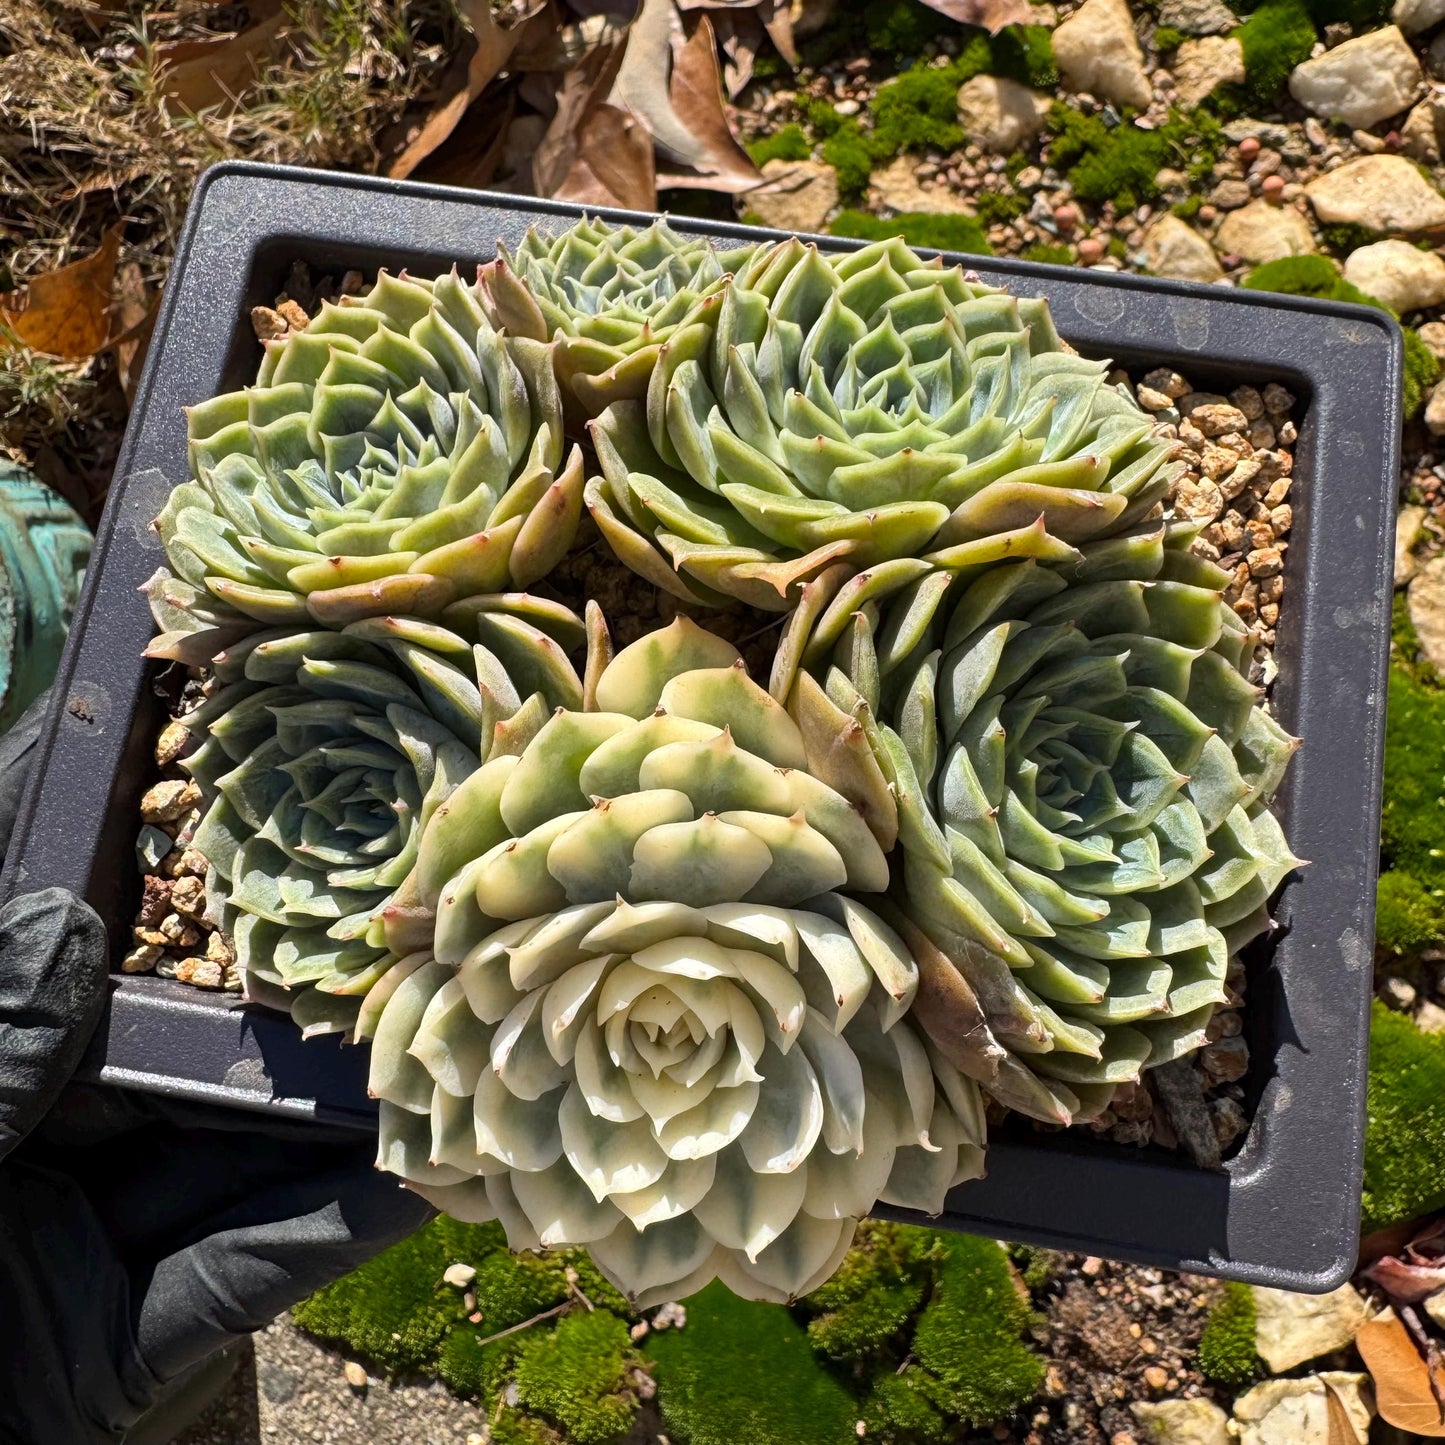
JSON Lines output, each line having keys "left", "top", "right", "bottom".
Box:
{"left": 386, "top": 0, "right": 542, "bottom": 178}
{"left": 151, "top": 6, "right": 291, "bottom": 117}
{"left": 1355, "top": 1309, "right": 1445, "bottom": 1436}
{"left": 1364, "top": 1254, "right": 1445, "bottom": 1304}
{"left": 710, "top": 9, "right": 762, "bottom": 96}
{"left": 661, "top": 14, "right": 760, "bottom": 187}
{"left": 0, "top": 225, "right": 122, "bottom": 360}
{"left": 916, "top": 0, "right": 1041, "bottom": 32}
{"left": 1323, "top": 1381, "right": 1362, "bottom": 1445}
{"left": 557, "top": 101, "right": 658, "bottom": 208}
{"left": 611, "top": 0, "right": 701, "bottom": 165}
{"left": 110, "top": 261, "right": 156, "bottom": 406}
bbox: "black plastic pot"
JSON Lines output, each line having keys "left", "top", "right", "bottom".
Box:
{"left": 0, "top": 161, "right": 1400, "bottom": 1292}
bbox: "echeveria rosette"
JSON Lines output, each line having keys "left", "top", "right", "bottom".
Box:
{"left": 584, "top": 235, "right": 1181, "bottom": 614}
{"left": 772, "top": 526, "right": 1303, "bottom": 1126}
{"left": 179, "top": 602, "right": 586, "bottom": 1036}
{"left": 479, "top": 217, "right": 757, "bottom": 419}
{"left": 365, "top": 617, "right": 986, "bottom": 1308}
{"left": 147, "top": 267, "right": 584, "bottom": 660}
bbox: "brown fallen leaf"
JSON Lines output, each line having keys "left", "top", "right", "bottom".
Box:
{"left": 556, "top": 102, "right": 658, "bottom": 209}
{"left": 664, "top": 14, "right": 761, "bottom": 187}
{"left": 533, "top": 36, "right": 629, "bottom": 198}
{"left": 757, "top": 0, "right": 798, "bottom": 66}
{"left": 386, "top": 0, "right": 542, "bottom": 179}
{"left": 151, "top": 9, "right": 289, "bottom": 117}
{"left": 709, "top": 10, "right": 763, "bottom": 97}
{"left": 611, "top": 0, "right": 701, "bottom": 166}
{"left": 109, "top": 261, "right": 157, "bottom": 406}
{"left": 1322, "top": 1380, "right": 1364, "bottom": 1445}
{"left": 1356, "top": 1309, "right": 1445, "bottom": 1436}
{"left": 414, "top": 91, "right": 517, "bottom": 191}
{"left": 0, "top": 225, "right": 122, "bottom": 360}
{"left": 915, "top": 0, "right": 1041, "bottom": 31}
{"left": 1364, "top": 1253, "right": 1445, "bottom": 1304}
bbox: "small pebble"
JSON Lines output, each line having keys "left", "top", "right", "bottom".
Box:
{"left": 140, "top": 779, "right": 201, "bottom": 824}
{"left": 443, "top": 1263, "right": 476, "bottom": 1288}
{"left": 343, "top": 1360, "right": 368, "bottom": 1390}
{"left": 1143, "top": 1365, "right": 1170, "bottom": 1391}
{"left": 1380, "top": 976, "right": 1417, "bottom": 1011}
{"left": 155, "top": 720, "right": 191, "bottom": 767}
{"left": 1238, "top": 136, "right": 1261, "bottom": 162}
{"left": 1077, "top": 237, "right": 1104, "bottom": 264}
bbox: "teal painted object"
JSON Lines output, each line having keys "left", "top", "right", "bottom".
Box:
{"left": 0, "top": 463, "right": 92, "bottom": 730}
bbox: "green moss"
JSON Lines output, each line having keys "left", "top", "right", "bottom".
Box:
{"left": 1153, "top": 23, "right": 1187, "bottom": 51}
{"left": 1243, "top": 254, "right": 1352, "bottom": 300}
{"left": 1376, "top": 869, "right": 1445, "bottom": 954}
{"left": 747, "top": 123, "right": 811, "bottom": 167}
{"left": 1233, "top": 0, "right": 1316, "bottom": 110}
{"left": 906, "top": 1236, "right": 1046, "bottom": 1426}
{"left": 1008, "top": 1245, "right": 1065, "bottom": 1292}
{"left": 513, "top": 1311, "right": 640, "bottom": 1445}
{"left": 863, "top": 0, "right": 955, "bottom": 61}
{"left": 822, "top": 126, "right": 874, "bottom": 202}
{"left": 804, "top": 1223, "right": 943, "bottom": 1371}
{"left": 989, "top": 24, "right": 1060, "bottom": 89}
{"left": 652, "top": 1281, "right": 857, "bottom": 1445}
{"left": 830, "top": 209, "right": 992, "bottom": 255}
{"left": 1047, "top": 105, "right": 1223, "bottom": 210}
{"left": 975, "top": 188, "right": 1028, "bottom": 224}
{"left": 1197, "top": 1282, "right": 1262, "bottom": 1387}
{"left": 1021, "top": 241, "right": 1075, "bottom": 265}
{"left": 868, "top": 56, "right": 974, "bottom": 159}
{"left": 291, "top": 1217, "right": 494, "bottom": 1373}
{"left": 1382, "top": 662, "right": 1445, "bottom": 891}
{"left": 1321, "top": 221, "right": 1382, "bottom": 255}
{"left": 1364, "top": 1000, "right": 1445, "bottom": 1232}
{"left": 1243, "top": 258, "right": 1437, "bottom": 416}
{"left": 1173, "top": 194, "right": 1204, "bottom": 220}
{"left": 1405, "top": 327, "right": 1441, "bottom": 418}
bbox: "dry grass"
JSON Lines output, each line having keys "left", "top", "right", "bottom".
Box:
{"left": 0, "top": 0, "right": 462, "bottom": 519}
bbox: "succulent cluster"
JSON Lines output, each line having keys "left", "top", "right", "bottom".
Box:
{"left": 771, "top": 526, "right": 1301, "bottom": 1125}
{"left": 586, "top": 235, "right": 1180, "bottom": 613}
{"left": 148, "top": 218, "right": 1302, "bottom": 1304}
{"left": 148, "top": 268, "right": 583, "bottom": 663}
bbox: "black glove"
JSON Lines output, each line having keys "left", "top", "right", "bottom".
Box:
{"left": 0, "top": 696, "right": 434, "bottom": 1444}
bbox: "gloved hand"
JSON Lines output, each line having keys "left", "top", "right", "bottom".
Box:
{"left": 0, "top": 697, "right": 434, "bottom": 1444}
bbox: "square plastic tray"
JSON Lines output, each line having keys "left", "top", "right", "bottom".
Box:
{"left": 0, "top": 161, "right": 1400, "bottom": 1290}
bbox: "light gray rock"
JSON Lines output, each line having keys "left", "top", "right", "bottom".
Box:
{"left": 870, "top": 156, "right": 975, "bottom": 215}
{"left": 1142, "top": 214, "right": 1225, "bottom": 281}
{"left": 1432, "top": 29, "right": 1445, "bottom": 80}
{"left": 748, "top": 159, "right": 838, "bottom": 234}
{"left": 1173, "top": 35, "right": 1246, "bottom": 107}
{"left": 1233, "top": 1373, "right": 1373, "bottom": 1445}
{"left": 1215, "top": 200, "right": 1317, "bottom": 262}
{"left": 1158, "top": 0, "right": 1237, "bottom": 33}
{"left": 1395, "top": 0, "right": 1445, "bottom": 36}
{"left": 1397, "top": 502, "right": 1428, "bottom": 586}
{"left": 1223, "top": 118, "right": 1294, "bottom": 147}
{"left": 1402, "top": 94, "right": 1445, "bottom": 165}
{"left": 1410, "top": 555, "right": 1445, "bottom": 663}
{"left": 1131, "top": 1398, "right": 1230, "bottom": 1445}
{"left": 1053, "top": 0, "right": 1153, "bottom": 109}
{"left": 956, "top": 74, "right": 1051, "bottom": 154}
{"left": 1288, "top": 25, "right": 1423, "bottom": 128}
{"left": 1420, "top": 318, "right": 1445, "bottom": 357}
{"left": 1343, "top": 238, "right": 1445, "bottom": 312}
{"left": 1252, "top": 1282, "right": 1367, "bottom": 1372}
{"left": 1306, "top": 155, "right": 1445, "bottom": 233}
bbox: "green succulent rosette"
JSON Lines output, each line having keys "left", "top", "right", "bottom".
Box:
{"left": 585, "top": 235, "right": 1180, "bottom": 613}
{"left": 147, "top": 268, "right": 583, "bottom": 660}
{"left": 771, "top": 526, "right": 1303, "bottom": 1125}
{"left": 479, "top": 217, "right": 756, "bottom": 419}
{"left": 179, "top": 601, "right": 585, "bottom": 1035}
{"left": 364, "top": 617, "right": 985, "bottom": 1308}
